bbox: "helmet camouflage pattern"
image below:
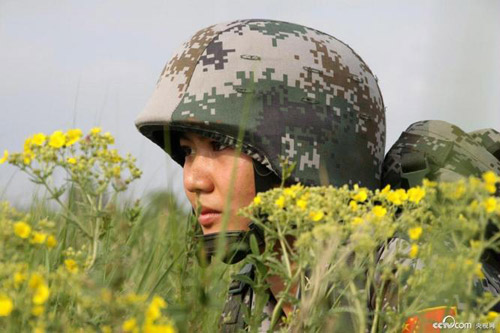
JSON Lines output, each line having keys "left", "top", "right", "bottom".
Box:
{"left": 382, "top": 120, "right": 500, "bottom": 189}
{"left": 136, "top": 19, "right": 386, "bottom": 189}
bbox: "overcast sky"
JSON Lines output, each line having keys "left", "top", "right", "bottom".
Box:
{"left": 1, "top": 0, "right": 499, "bottom": 207}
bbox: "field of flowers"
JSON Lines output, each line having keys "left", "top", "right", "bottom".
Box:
{"left": 1, "top": 129, "right": 500, "bottom": 332}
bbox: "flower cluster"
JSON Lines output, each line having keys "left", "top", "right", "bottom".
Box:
{"left": 0, "top": 201, "right": 177, "bottom": 332}
{"left": 2, "top": 128, "right": 142, "bottom": 193}
{"left": 241, "top": 172, "right": 500, "bottom": 332}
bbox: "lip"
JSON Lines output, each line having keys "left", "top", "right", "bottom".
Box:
{"left": 198, "top": 207, "right": 222, "bottom": 227}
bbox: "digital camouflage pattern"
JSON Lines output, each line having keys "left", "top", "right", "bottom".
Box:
{"left": 135, "top": 19, "right": 385, "bottom": 189}
{"left": 382, "top": 120, "right": 500, "bottom": 189}
{"left": 379, "top": 120, "right": 500, "bottom": 313}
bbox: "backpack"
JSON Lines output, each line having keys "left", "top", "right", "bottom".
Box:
{"left": 381, "top": 119, "right": 500, "bottom": 312}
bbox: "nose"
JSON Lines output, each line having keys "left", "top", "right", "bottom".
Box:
{"left": 183, "top": 154, "right": 215, "bottom": 195}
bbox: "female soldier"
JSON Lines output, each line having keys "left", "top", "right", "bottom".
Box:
{"left": 135, "top": 19, "right": 385, "bottom": 331}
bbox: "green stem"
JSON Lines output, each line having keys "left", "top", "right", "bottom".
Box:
{"left": 26, "top": 168, "right": 91, "bottom": 238}
{"left": 270, "top": 269, "right": 301, "bottom": 330}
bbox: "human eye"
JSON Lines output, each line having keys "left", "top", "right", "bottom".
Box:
{"left": 179, "top": 145, "right": 194, "bottom": 157}
{"left": 211, "top": 141, "right": 230, "bottom": 152}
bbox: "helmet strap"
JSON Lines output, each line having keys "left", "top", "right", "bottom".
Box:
{"left": 196, "top": 222, "right": 265, "bottom": 264}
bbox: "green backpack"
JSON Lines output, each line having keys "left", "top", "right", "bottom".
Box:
{"left": 381, "top": 119, "right": 500, "bottom": 312}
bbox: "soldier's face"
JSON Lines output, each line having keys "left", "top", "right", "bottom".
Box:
{"left": 180, "top": 132, "right": 255, "bottom": 234}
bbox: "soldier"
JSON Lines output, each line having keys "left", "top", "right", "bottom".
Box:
{"left": 135, "top": 19, "right": 385, "bottom": 331}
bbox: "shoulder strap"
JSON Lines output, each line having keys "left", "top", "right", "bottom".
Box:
{"left": 220, "top": 264, "right": 255, "bottom": 332}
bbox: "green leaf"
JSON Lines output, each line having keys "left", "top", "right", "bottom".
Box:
{"left": 250, "top": 234, "right": 260, "bottom": 256}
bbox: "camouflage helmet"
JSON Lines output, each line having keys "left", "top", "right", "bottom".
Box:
{"left": 135, "top": 19, "right": 386, "bottom": 189}
{"left": 382, "top": 120, "right": 500, "bottom": 189}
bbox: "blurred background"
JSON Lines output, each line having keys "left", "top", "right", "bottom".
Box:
{"left": 1, "top": 0, "right": 499, "bottom": 208}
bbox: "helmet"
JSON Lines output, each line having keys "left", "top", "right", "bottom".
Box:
{"left": 135, "top": 19, "right": 385, "bottom": 190}
{"left": 382, "top": 120, "right": 500, "bottom": 189}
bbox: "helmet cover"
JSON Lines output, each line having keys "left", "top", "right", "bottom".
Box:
{"left": 136, "top": 19, "right": 386, "bottom": 189}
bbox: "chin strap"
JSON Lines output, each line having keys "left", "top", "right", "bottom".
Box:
{"left": 196, "top": 222, "right": 265, "bottom": 264}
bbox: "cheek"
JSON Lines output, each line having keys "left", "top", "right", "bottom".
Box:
{"left": 182, "top": 166, "right": 195, "bottom": 205}
{"left": 232, "top": 157, "right": 256, "bottom": 207}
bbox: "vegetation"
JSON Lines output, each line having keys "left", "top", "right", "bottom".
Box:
{"left": 1, "top": 129, "right": 500, "bottom": 332}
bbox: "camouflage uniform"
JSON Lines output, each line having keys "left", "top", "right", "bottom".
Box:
{"left": 135, "top": 19, "right": 386, "bottom": 331}
{"left": 379, "top": 120, "right": 500, "bottom": 313}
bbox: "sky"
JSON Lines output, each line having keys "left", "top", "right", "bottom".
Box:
{"left": 1, "top": 0, "right": 499, "bottom": 208}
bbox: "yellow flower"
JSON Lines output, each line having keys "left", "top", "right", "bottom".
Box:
{"left": 483, "top": 171, "right": 498, "bottom": 185}
{"left": 0, "top": 295, "right": 14, "bottom": 317}
{"left": 408, "top": 227, "right": 423, "bottom": 241}
{"left": 470, "top": 240, "right": 482, "bottom": 250}
{"left": 483, "top": 197, "right": 497, "bottom": 213}
{"left": 253, "top": 196, "right": 261, "bottom": 205}
{"left": 146, "top": 296, "right": 167, "bottom": 322}
{"left": 123, "top": 292, "right": 147, "bottom": 304}
{"left": 112, "top": 165, "right": 121, "bottom": 177}
{"left": 351, "top": 217, "right": 364, "bottom": 226}
{"left": 23, "top": 150, "right": 34, "bottom": 165}
{"left": 33, "top": 284, "right": 50, "bottom": 305}
{"left": 469, "top": 200, "right": 479, "bottom": 212}
{"left": 151, "top": 295, "right": 167, "bottom": 308}
{"left": 103, "top": 132, "right": 115, "bottom": 144}
{"left": 275, "top": 196, "right": 285, "bottom": 208}
{"left": 64, "top": 259, "right": 79, "bottom": 274}
{"left": 14, "top": 272, "right": 26, "bottom": 288}
{"left": 408, "top": 187, "right": 426, "bottom": 204}
{"left": 31, "top": 232, "right": 47, "bottom": 244}
{"left": 90, "top": 127, "right": 102, "bottom": 135}
{"left": 123, "top": 318, "right": 138, "bottom": 333}
{"left": 31, "top": 305, "right": 44, "bottom": 316}
{"left": 423, "top": 179, "right": 437, "bottom": 188}
{"left": 0, "top": 150, "right": 9, "bottom": 164}
{"left": 283, "top": 187, "right": 296, "bottom": 198}
{"left": 380, "top": 184, "right": 391, "bottom": 195}
{"left": 296, "top": 198, "right": 307, "bottom": 210}
{"left": 486, "top": 311, "right": 499, "bottom": 322}
{"left": 24, "top": 137, "right": 33, "bottom": 152}
{"left": 474, "top": 263, "right": 485, "bottom": 280}
{"left": 386, "top": 189, "right": 408, "bottom": 205}
{"left": 29, "top": 273, "right": 44, "bottom": 289}
{"left": 452, "top": 183, "right": 466, "bottom": 199}
{"left": 32, "top": 133, "right": 46, "bottom": 146}
{"left": 309, "top": 210, "right": 324, "bottom": 222}
{"left": 109, "top": 149, "right": 122, "bottom": 163}
{"left": 46, "top": 235, "right": 57, "bottom": 249}
{"left": 33, "top": 327, "right": 45, "bottom": 333}
{"left": 372, "top": 205, "right": 387, "bottom": 218}
{"left": 485, "top": 183, "right": 497, "bottom": 194}
{"left": 49, "top": 130, "right": 66, "bottom": 148}
{"left": 349, "top": 200, "right": 358, "bottom": 212}
{"left": 144, "top": 324, "right": 176, "bottom": 333}
{"left": 66, "top": 129, "right": 83, "bottom": 146}
{"left": 101, "top": 326, "right": 112, "bottom": 333}
{"left": 353, "top": 189, "right": 368, "bottom": 202}
{"left": 67, "top": 157, "right": 77, "bottom": 165}
{"left": 14, "top": 221, "right": 31, "bottom": 239}
{"left": 409, "top": 244, "right": 419, "bottom": 258}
